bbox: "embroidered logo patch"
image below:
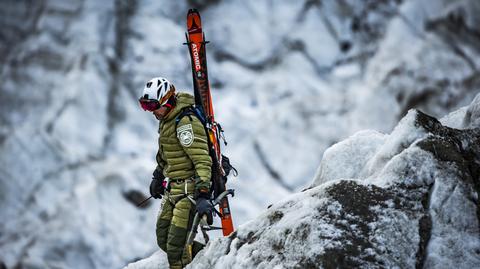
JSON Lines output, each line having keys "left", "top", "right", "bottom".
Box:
{"left": 177, "top": 124, "right": 194, "bottom": 147}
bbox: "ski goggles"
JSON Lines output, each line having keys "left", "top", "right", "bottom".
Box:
{"left": 138, "top": 98, "right": 161, "bottom": 111}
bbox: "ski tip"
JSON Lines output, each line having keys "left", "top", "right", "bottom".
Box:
{"left": 187, "top": 8, "right": 202, "bottom": 33}
{"left": 188, "top": 8, "right": 200, "bottom": 16}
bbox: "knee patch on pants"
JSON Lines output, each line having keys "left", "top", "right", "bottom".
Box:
{"left": 167, "top": 225, "right": 189, "bottom": 263}
{"left": 156, "top": 218, "right": 170, "bottom": 251}
{"left": 161, "top": 196, "right": 195, "bottom": 265}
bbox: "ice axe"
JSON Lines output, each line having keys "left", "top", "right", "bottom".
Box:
{"left": 185, "top": 189, "right": 235, "bottom": 259}
{"left": 136, "top": 195, "right": 153, "bottom": 207}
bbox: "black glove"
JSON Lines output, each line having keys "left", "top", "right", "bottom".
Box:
{"left": 196, "top": 194, "right": 213, "bottom": 225}
{"left": 153, "top": 169, "right": 164, "bottom": 181}
{"left": 149, "top": 170, "right": 165, "bottom": 199}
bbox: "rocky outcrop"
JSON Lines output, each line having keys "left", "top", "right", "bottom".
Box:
{"left": 188, "top": 107, "right": 480, "bottom": 268}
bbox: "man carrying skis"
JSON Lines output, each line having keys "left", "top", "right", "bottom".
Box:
{"left": 139, "top": 77, "right": 213, "bottom": 269}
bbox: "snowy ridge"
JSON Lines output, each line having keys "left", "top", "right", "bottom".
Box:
{"left": 126, "top": 96, "right": 480, "bottom": 268}
{"left": 190, "top": 103, "right": 480, "bottom": 268}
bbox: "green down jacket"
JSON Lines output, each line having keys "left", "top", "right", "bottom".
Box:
{"left": 155, "top": 92, "right": 212, "bottom": 191}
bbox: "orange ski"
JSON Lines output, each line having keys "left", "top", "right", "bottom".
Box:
{"left": 185, "top": 8, "right": 235, "bottom": 236}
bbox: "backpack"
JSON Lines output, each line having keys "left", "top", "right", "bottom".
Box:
{"left": 175, "top": 105, "right": 238, "bottom": 199}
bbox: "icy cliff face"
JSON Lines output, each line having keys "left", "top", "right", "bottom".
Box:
{"left": 0, "top": 1, "right": 159, "bottom": 268}
{"left": 1, "top": 0, "right": 480, "bottom": 268}
{"left": 349, "top": 0, "right": 480, "bottom": 132}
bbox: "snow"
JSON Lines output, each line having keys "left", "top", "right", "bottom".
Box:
{"left": 124, "top": 251, "right": 169, "bottom": 269}
{"left": 190, "top": 185, "right": 343, "bottom": 269}
{"left": 424, "top": 166, "right": 480, "bottom": 269}
{"left": 312, "top": 129, "right": 386, "bottom": 186}
{"left": 362, "top": 110, "right": 429, "bottom": 180}
{"left": 463, "top": 93, "right": 480, "bottom": 128}
{"left": 440, "top": 106, "right": 469, "bottom": 129}
{"left": 312, "top": 110, "right": 431, "bottom": 188}
{"left": 440, "top": 92, "right": 480, "bottom": 129}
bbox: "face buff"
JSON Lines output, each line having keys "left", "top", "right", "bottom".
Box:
{"left": 177, "top": 124, "right": 194, "bottom": 147}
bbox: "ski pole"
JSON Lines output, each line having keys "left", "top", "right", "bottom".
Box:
{"left": 137, "top": 195, "right": 152, "bottom": 207}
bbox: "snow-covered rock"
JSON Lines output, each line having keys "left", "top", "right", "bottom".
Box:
{"left": 204, "top": 112, "right": 479, "bottom": 268}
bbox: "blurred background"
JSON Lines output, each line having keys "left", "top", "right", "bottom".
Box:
{"left": 1, "top": 0, "right": 479, "bottom": 268}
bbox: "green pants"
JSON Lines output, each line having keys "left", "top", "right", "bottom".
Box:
{"left": 156, "top": 180, "right": 195, "bottom": 269}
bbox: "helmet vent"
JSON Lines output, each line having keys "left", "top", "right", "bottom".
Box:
{"left": 157, "top": 79, "right": 161, "bottom": 87}
{"left": 146, "top": 82, "right": 152, "bottom": 88}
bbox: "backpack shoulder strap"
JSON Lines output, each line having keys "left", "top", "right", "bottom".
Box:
{"left": 175, "top": 105, "right": 206, "bottom": 128}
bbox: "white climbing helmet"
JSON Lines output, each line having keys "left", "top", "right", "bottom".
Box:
{"left": 140, "top": 77, "right": 175, "bottom": 106}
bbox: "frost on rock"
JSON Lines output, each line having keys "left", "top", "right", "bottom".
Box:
{"left": 188, "top": 110, "right": 480, "bottom": 269}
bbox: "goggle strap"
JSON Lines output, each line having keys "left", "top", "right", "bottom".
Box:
{"left": 159, "top": 91, "right": 175, "bottom": 106}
